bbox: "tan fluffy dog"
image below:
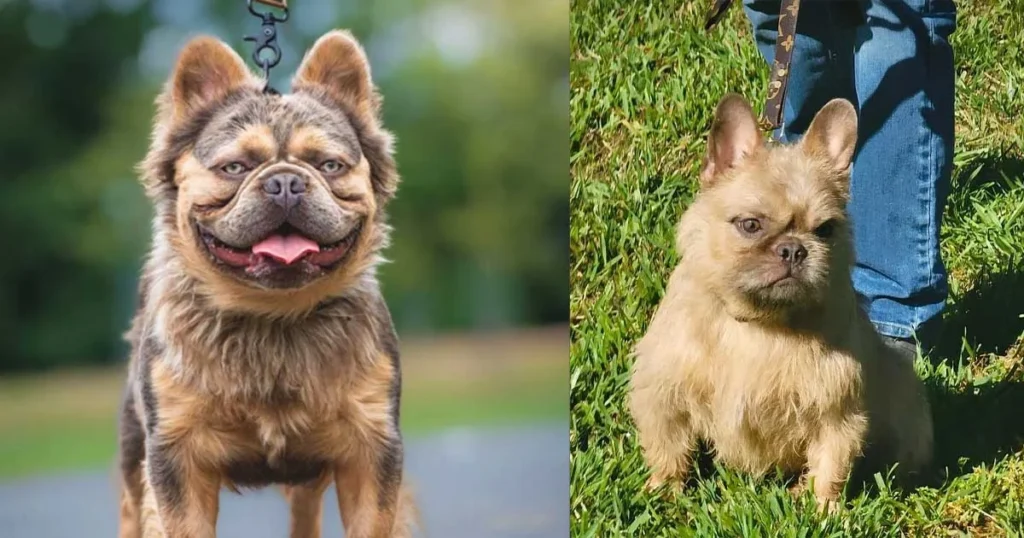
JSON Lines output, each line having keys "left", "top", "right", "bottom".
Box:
{"left": 628, "top": 94, "right": 933, "bottom": 509}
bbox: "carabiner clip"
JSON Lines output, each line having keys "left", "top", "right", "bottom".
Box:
{"left": 244, "top": 0, "right": 289, "bottom": 93}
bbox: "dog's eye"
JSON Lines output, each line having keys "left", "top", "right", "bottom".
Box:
{"left": 736, "top": 218, "right": 762, "bottom": 235}
{"left": 814, "top": 220, "right": 836, "bottom": 239}
{"left": 319, "top": 160, "right": 346, "bottom": 174}
{"left": 221, "top": 162, "right": 250, "bottom": 176}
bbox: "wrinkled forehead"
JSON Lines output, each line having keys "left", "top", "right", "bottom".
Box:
{"left": 713, "top": 147, "right": 845, "bottom": 220}
{"left": 193, "top": 93, "right": 362, "bottom": 163}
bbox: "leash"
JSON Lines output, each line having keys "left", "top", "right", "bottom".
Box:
{"left": 705, "top": 0, "right": 801, "bottom": 136}
{"left": 244, "top": 0, "right": 289, "bottom": 95}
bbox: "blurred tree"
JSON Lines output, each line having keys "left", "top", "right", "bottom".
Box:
{"left": 0, "top": 1, "right": 150, "bottom": 370}
{"left": 377, "top": 0, "right": 568, "bottom": 331}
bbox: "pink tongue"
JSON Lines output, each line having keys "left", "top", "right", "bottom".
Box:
{"left": 251, "top": 234, "right": 320, "bottom": 264}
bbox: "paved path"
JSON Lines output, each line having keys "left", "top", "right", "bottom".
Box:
{"left": 0, "top": 423, "right": 567, "bottom": 538}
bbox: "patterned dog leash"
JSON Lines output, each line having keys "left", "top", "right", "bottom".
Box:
{"left": 705, "top": 0, "right": 802, "bottom": 135}
{"left": 245, "top": 0, "right": 290, "bottom": 94}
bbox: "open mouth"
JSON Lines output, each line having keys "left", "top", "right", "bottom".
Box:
{"left": 199, "top": 223, "right": 360, "bottom": 272}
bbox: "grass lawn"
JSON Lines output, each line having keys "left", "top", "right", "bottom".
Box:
{"left": 0, "top": 325, "right": 567, "bottom": 480}
{"left": 570, "top": 1, "right": 1024, "bottom": 536}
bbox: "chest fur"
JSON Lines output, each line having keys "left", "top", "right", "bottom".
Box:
{"left": 132, "top": 283, "right": 398, "bottom": 487}
{"left": 145, "top": 366, "right": 369, "bottom": 487}
{"left": 697, "top": 322, "right": 864, "bottom": 469}
{"left": 136, "top": 330, "right": 396, "bottom": 489}
{"left": 206, "top": 405, "right": 343, "bottom": 488}
{"left": 148, "top": 292, "right": 384, "bottom": 396}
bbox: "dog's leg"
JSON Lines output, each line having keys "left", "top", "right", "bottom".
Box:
{"left": 144, "top": 444, "right": 220, "bottom": 538}
{"left": 140, "top": 461, "right": 165, "bottom": 538}
{"left": 119, "top": 391, "right": 147, "bottom": 538}
{"left": 805, "top": 416, "right": 865, "bottom": 510}
{"left": 334, "top": 437, "right": 407, "bottom": 538}
{"left": 120, "top": 473, "right": 145, "bottom": 538}
{"left": 284, "top": 473, "right": 333, "bottom": 538}
{"left": 629, "top": 386, "right": 695, "bottom": 492}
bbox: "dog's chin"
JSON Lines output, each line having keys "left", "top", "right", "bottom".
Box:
{"left": 195, "top": 222, "right": 363, "bottom": 290}
{"left": 752, "top": 276, "right": 812, "bottom": 302}
{"left": 724, "top": 275, "right": 828, "bottom": 321}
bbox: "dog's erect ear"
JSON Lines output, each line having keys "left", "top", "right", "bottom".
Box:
{"left": 164, "top": 36, "right": 252, "bottom": 121}
{"left": 801, "top": 98, "right": 858, "bottom": 173}
{"left": 292, "top": 30, "right": 378, "bottom": 121}
{"left": 700, "top": 93, "right": 763, "bottom": 187}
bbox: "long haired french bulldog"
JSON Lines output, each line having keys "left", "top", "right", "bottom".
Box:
{"left": 117, "top": 31, "right": 413, "bottom": 537}
{"left": 628, "top": 94, "right": 933, "bottom": 509}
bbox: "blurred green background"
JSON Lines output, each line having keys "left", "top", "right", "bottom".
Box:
{"left": 0, "top": 0, "right": 567, "bottom": 477}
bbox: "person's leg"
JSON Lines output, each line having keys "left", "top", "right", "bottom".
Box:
{"left": 849, "top": 0, "right": 956, "bottom": 350}
{"left": 742, "top": 0, "right": 956, "bottom": 351}
{"left": 741, "top": 0, "right": 858, "bottom": 141}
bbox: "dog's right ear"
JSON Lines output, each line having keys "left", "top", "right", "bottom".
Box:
{"left": 699, "top": 93, "right": 763, "bottom": 187}
{"left": 162, "top": 36, "right": 253, "bottom": 122}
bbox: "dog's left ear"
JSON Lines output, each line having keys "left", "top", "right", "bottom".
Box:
{"left": 293, "top": 30, "right": 379, "bottom": 122}
{"left": 801, "top": 99, "right": 858, "bottom": 173}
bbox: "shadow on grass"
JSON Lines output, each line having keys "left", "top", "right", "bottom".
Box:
{"left": 846, "top": 384, "right": 1024, "bottom": 498}
{"left": 854, "top": 267, "right": 1024, "bottom": 496}
{"left": 936, "top": 268, "right": 1024, "bottom": 360}
{"left": 927, "top": 266, "right": 1024, "bottom": 482}
{"left": 929, "top": 381, "right": 1024, "bottom": 479}
{"left": 947, "top": 154, "right": 1024, "bottom": 219}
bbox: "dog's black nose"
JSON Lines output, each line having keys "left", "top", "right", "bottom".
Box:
{"left": 775, "top": 241, "right": 807, "bottom": 266}
{"left": 263, "top": 173, "right": 306, "bottom": 211}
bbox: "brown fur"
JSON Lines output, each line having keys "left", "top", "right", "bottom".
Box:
{"left": 629, "top": 94, "right": 933, "bottom": 509}
{"left": 117, "top": 30, "right": 414, "bottom": 537}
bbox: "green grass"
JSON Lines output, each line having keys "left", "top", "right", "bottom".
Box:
{"left": 570, "top": 0, "right": 1024, "bottom": 536}
{"left": 0, "top": 327, "right": 567, "bottom": 479}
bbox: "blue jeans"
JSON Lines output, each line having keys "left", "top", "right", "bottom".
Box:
{"left": 743, "top": 0, "right": 957, "bottom": 346}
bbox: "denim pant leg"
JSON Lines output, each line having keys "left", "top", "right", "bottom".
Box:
{"left": 742, "top": 0, "right": 956, "bottom": 346}
{"left": 850, "top": 0, "right": 956, "bottom": 344}
{"left": 742, "top": 0, "right": 858, "bottom": 139}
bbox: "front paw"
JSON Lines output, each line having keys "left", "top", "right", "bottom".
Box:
{"left": 815, "top": 495, "right": 840, "bottom": 515}
{"left": 791, "top": 478, "right": 839, "bottom": 514}
{"left": 645, "top": 472, "right": 685, "bottom": 495}
{"left": 787, "top": 479, "right": 807, "bottom": 500}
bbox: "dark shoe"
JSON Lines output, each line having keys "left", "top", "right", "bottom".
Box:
{"left": 882, "top": 336, "right": 919, "bottom": 364}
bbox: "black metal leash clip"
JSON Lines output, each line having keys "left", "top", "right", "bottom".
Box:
{"left": 244, "top": 0, "right": 289, "bottom": 94}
